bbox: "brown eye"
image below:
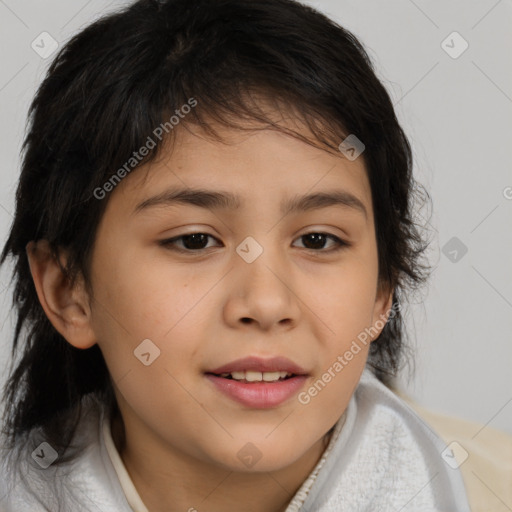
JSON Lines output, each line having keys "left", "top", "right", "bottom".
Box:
{"left": 159, "top": 233, "right": 221, "bottom": 252}
{"left": 159, "top": 231, "right": 349, "bottom": 255}
{"left": 293, "top": 232, "right": 348, "bottom": 253}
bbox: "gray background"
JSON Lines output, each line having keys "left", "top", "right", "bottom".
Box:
{"left": 0, "top": 0, "right": 511, "bottom": 435}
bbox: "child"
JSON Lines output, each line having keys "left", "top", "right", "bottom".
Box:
{"left": 0, "top": 0, "right": 472, "bottom": 510}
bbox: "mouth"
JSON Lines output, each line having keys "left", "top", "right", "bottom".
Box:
{"left": 204, "top": 356, "right": 309, "bottom": 408}
{"left": 205, "top": 370, "right": 298, "bottom": 383}
{"left": 205, "top": 355, "right": 308, "bottom": 377}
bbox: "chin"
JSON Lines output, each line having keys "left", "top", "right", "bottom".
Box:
{"left": 204, "top": 439, "right": 311, "bottom": 474}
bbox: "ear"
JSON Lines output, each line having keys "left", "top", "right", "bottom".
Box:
{"left": 370, "top": 279, "right": 395, "bottom": 342}
{"left": 26, "top": 240, "right": 97, "bottom": 349}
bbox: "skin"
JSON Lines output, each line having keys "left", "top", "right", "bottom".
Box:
{"left": 27, "top": 120, "right": 393, "bottom": 512}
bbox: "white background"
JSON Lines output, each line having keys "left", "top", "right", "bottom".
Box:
{"left": 0, "top": 0, "right": 511, "bottom": 435}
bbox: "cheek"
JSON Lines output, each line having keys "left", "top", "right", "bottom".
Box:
{"left": 308, "top": 260, "right": 378, "bottom": 340}
{"left": 90, "top": 247, "right": 208, "bottom": 378}
{"left": 91, "top": 243, "right": 181, "bottom": 334}
{"left": 300, "top": 256, "right": 378, "bottom": 403}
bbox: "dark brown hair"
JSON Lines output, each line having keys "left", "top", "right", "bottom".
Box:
{"left": 0, "top": 0, "right": 431, "bottom": 500}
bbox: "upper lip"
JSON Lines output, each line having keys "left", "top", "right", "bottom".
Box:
{"left": 206, "top": 356, "right": 308, "bottom": 375}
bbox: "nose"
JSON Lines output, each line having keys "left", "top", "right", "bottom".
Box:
{"left": 224, "top": 239, "right": 301, "bottom": 332}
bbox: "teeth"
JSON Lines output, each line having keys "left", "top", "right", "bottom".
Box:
{"left": 219, "top": 371, "right": 292, "bottom": 382}
{"left": 262, "top": 371, "right": 284, "bottom": 382}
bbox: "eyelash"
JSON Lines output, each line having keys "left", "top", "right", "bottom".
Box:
{"left": 158, "top": 231, "right": 349, "bottom": 255}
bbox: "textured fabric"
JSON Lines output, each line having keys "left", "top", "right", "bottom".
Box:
{"left": 283, "top": 369, "right": 471, "bottom": 512}
{"left": 0, "top": 368, "right": 471, "bottom": 511}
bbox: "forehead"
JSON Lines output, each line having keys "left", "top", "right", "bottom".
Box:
{"left": 111, "top": 122, "right": 373, "bottom": 224}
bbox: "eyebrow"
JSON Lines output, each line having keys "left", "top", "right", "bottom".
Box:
{"left": 133, "top": 187, "right": 368, "bottom": 219}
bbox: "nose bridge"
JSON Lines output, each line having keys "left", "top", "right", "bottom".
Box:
{"left": 235, "top": 234, "right": 268, "bottom": 266}
{"left": 232, "top": 232, "right": 295, "bottom": 316}
{"left": 234, "top": 226, "right": 289, "bottom": 277}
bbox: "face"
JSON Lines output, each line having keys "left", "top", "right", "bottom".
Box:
{"left": 85, "top": 121, "right": 392, "bottom": 474}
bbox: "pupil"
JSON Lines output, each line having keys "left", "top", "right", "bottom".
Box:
{"left": 183, "top": 233, "right": 208, "bottom": 250}
{"left": 303, "top": 233, "right": 326, "bottom": 249}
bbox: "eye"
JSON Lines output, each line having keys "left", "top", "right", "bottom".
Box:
{"left": 292, "top": 232, "right": 349, "bottom": 253}
{"left": 159, "top": 233, "right": 221, "bottom": 252}
{"left": 158, "top": 231, "right": 349, "bottom": 254}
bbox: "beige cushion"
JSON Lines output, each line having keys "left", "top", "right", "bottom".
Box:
{"left": 403, "top": 396, "right": 512, "bottom": 512}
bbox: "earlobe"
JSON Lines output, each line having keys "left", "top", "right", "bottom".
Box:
{"left": 26, "top": 240, "right": 97, "bottom": 350}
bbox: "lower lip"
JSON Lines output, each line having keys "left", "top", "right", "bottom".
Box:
{"left": 205, "top": 374, "right": 308, "bottom": 409}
